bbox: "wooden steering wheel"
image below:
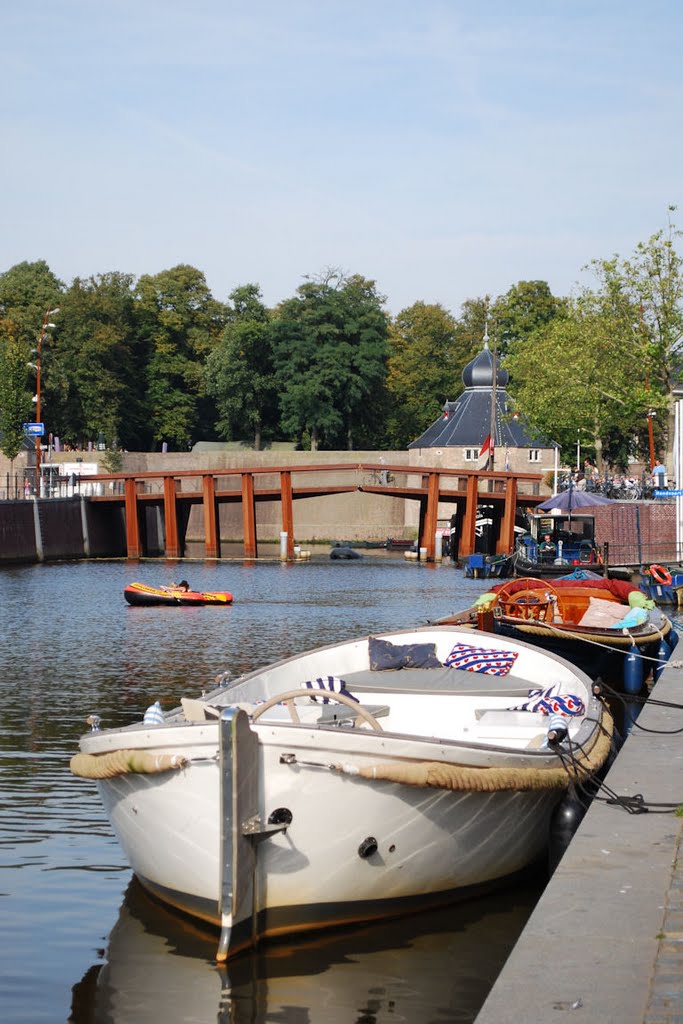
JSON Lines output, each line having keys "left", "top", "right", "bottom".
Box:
{"left": 494, "top": 578, "right": 561, "bottom": 622}
{"left": 251, "top": 688, "right": 384, "bottom": 731}
{"left": 494, "top": 577, "right": 560, "bottom": 603}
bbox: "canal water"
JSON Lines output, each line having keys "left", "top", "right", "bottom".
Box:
{"left": 0, "top": 557, "right": 567, "bottom": 1022}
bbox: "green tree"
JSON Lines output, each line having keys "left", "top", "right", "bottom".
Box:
{"left": 490, "top": 281, "right": 566, "bottom": 354}
{"left": 50, "top": 273, "right": 146, "bottom": 449}
{"left": 585, "top": 207, "right": 683, "bottom": 465}
{"left": 205, "top": 284, "right": 277, "bottom": 450}
{"left": 272, "top": 270, "right": 389, "bottom": 450}
{"left": 0, "top": 261, "right": 64, "bottom": 347}
{"left": 386, "top": 302, "right": 464, "bottom": 447}
{"left": 136, "top": 266, "right": 227, "bottom": 449}
{"left": 0, "top": 320, "right": 33, "bottom": 465}
{"left": 505, "top": 301, "right": 653, "bottom": 471}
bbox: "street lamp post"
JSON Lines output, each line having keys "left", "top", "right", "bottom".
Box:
{"left": 33, "top": 308, "right": 59, "bottom": 496}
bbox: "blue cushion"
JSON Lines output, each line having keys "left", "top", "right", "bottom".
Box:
{"left": 369, "top": 637, "right": 443, "bottom": 670}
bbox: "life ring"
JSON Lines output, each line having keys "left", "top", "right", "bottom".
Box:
{"left": 650, "top": 564, "right": 672, "bottom": 585}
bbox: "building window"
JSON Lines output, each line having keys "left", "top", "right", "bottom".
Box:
{"left": 528, "top": 449, "right": 541, "bottom": 462}
{"left": 464, "top": 448, "right": 477, "bottom": 461}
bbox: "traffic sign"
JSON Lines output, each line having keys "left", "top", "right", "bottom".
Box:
{"left": 24, "top": 422, "right": 45, "bottom": 436}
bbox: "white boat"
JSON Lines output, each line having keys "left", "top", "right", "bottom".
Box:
{"left": 71, "top": 625, "right": 612, "bottom": 960}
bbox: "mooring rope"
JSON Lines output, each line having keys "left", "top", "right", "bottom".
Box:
{"left": 352, "top": 712, "right": 614, "bottom": 792}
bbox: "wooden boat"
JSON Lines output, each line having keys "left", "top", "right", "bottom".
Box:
{"left": 439, "top": 575, "right": 677, "bottom": 693}
{"left": 124, "top": 582, "right": 234, "bottom": 607}
{"left": 71, "top": 625, "right": 611, "bottom": 960}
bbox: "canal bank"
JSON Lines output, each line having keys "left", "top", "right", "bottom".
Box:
{"left": 475, "top": 661, "right": 683, "bottom": 1024}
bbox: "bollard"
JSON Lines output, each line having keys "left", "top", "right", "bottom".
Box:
{"left": 419, "top": 546, "right": 428, "bottom": 562}
{"left": 434, "top": 533, "right": 443, "bottom": 562}
{"left": 280, "top": 531, "right": 288, "bottom": 560}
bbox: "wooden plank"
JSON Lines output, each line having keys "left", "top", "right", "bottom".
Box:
{"left": 420, "top": 471, "right": 440, "bottom": 561}
{"left": 202, "top": 474, "right": 219, "bottom": 559}
{"left": 241, "top": 473, "right": 257, "bottom": 559}
{"left": 124, "top": 477, "right": 141, "bottom": 558}
{"left": 280, "top": 471, "right": 294, "bottom": 557}
{"left": 499, "top": 477, "right": 518, "bottom": 554}
{"left": 163, "top": 476, "right": 180, "bottom": 558}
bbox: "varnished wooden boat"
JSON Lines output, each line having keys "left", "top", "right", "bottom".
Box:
{"left": 439, "top": 575, "right": 677, "bottom": 692}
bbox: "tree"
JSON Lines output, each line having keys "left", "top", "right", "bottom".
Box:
{"left": 504, "top": 301, "right": 654, "bottom": 471}
{"left": 385, "top": 302, "right": 464, "bottom": 447}
{"left": 490, "top": 281, "right": 566, "bottom": 355}
{"left": 49, "top": 273, "right": 146, "bottom": 449}
{"left": 585, "top": 207, "right": 683, "bottom": 467}
{"left": 136, "top": 266, "right": 227, "bottom": 449}
{"left": 272, "top": 270, "right": 389, "bottom": 450}
{"left": 0, "top": 321, "right": 33, "bottom": 466}
{"left": 0, "top": 261, "right": 64, "bottom": 347}
{"left": 205, "top": 284, "right": 277, "bottom": 450}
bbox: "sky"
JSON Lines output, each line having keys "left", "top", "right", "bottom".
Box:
{"left": 2, "top": 0, "right": 683, "bottom": 316}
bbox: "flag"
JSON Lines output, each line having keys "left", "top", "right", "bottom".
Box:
{"left": 479, "top": 434, "right": 492, "bottom": 458}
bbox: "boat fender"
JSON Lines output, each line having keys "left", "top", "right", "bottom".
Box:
{"left": 650, "top": 564, "right": 673, "bottom": 585}
{"left": 143, "top": 700, "right": 164, "bottom": 725}
{"left": 624, "top": 642, "right": 644, "bottom": 694}
{"left": 548, "top": 794, "right": 587, "bottom": 874}
{"left": 654, "top": 637, "right": 672, "bottom": 683}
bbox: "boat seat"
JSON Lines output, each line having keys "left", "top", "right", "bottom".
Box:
{"left": 180, "top": 695, "right": 390, "bottom": 727}
{"left": 341, "top": 667, "right": 531, "bottom": 698}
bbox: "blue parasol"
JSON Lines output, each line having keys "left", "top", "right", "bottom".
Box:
{"left": 536, "top": 488, "right": 616, "bottom": 512}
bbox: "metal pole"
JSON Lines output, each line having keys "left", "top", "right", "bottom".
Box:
{"left": 33, "top": 308, "right": 59, "bottom": 496}
{"left": 34, "top": 329, "right": 42, "bottom": 496}
{"left": 489, "top": 324, "right": 496, "bottom": 473}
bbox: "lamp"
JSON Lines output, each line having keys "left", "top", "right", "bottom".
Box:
{"left": 33, "top": 308, "right": 59, "bottom": 495}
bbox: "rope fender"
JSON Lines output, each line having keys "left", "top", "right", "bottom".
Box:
{"left": 70, "top": 749, "right": 188, "bottom": 779}
{"left": 357, "top": 712, "right": 613, "bottom": 792}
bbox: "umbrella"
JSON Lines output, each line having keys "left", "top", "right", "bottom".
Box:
{"left": 535, "top": 488, "right": 616, "bottom": 512}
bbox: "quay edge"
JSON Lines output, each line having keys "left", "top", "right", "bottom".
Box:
{"left": 474, "top": 660, "right": 683, "bottom": 1024}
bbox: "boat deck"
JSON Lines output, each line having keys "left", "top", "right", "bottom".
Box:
{"left": 474, "top": 660, "right": 683, "bottom": 1024}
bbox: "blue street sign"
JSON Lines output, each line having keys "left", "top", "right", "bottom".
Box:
{"left": 24, "top": 422, "right": 44, "bottom": 436}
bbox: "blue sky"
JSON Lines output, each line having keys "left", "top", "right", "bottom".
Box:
{"left": 2, "top": 0, "right": 682, "bottom": 315}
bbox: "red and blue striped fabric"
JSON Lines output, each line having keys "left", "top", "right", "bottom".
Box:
{"left": 444, "top": 643, "right": 519, "bottom": 676}
{"left": 515, "top": 686, "right": 585, "bottom": 716}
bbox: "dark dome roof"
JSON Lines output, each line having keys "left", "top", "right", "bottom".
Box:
{"left": 462, "top": 342, "right": 509, "bottom": 388}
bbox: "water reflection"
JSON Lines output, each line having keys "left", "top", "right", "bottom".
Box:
{"left": 71, "top": 876, "right": 544, "bottom": 1024}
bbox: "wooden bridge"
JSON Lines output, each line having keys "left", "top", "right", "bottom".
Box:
{"left": 86, "top": 461, "right": 544, "bottom": 561}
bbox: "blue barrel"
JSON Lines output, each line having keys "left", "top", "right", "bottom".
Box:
{"left": 669, "top": 628, "right": 679, "bottom": 654}
{"left": 654, "top": 637, "right": 671, "bottom": 683}
{"left": 623, "top": 642, "right": 644, "bottom": 694}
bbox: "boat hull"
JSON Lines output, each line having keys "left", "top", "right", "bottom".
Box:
{"left": 124, "top": 583, "right": 233, "bottom": 606}
{"left": 96, "top": 729, "right": 559, "bottom": 941}
{"left": 74, "top": 624, "right": 608, "bottom": 957}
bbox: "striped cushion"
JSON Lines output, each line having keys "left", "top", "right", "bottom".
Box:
{"left": 302, "top": 676, "right": 359, "bottom": 703}
{"left": 444, "top": 643, "right": 519, "bottom": 676}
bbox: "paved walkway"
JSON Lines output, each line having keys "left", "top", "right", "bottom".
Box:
{"left": 475, "top": 662, "right": 683, "bottom": 1024}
